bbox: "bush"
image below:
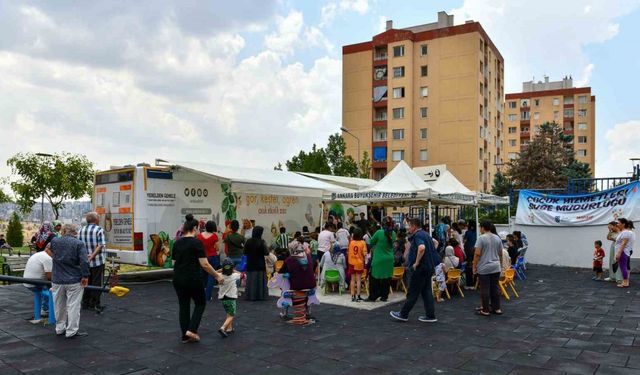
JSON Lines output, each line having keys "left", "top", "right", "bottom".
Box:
{"left": 6, "top": 212, "right": 24, "bottom": 247}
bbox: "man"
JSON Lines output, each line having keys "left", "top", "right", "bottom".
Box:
{"left": 23, "top": 247, "right": 53, "bottom": 317}
{"left": 51, "top": 224, "right": 89, "bottom": 338}
{"left": 390, "top": 218, "right": 438, "bottom": 323}
{"left": 317, "top": 222, "right": 335, "bottom": 262}
{"left": 462, "top": 220, "right": 477, "bottom": 289}
{"left": 356, "top": 212, "right": 368, "bottom": 233}
{"left": 473, "top": 221, "right": 503, "bottom": 316}
{"left": 78, "top": 212, "right": 106, "bottom": 311}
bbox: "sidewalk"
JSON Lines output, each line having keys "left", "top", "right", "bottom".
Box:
{"left": 1, "top": 265, "right": 640, "bottom": 374}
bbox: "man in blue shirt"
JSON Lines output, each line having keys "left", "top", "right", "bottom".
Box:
{"left": 390, "top": 218, "right": 437, "bottom": 323}
{"left": 463, "top": 220, "right": 477, "bottom": 289}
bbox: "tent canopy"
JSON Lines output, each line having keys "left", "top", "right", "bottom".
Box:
{"left": 296, "top": 172, "right": 375, "bottom": 190}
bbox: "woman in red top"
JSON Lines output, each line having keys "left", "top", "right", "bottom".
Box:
{"left": 198, "top": 221, "right": 220, "bottom": 301}
{"left": 448, "top": 238, "right": 465, "bottom": 266}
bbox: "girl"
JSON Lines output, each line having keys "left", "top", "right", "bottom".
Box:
{"left": 216, "top": 258, "right": 241, "bottom": 337}
{"left": 348, "top": 228, "right": 367, "bottom": 302}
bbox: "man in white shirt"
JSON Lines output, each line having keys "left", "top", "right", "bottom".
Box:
{"left": 317, "top": 222, "right": 336, "bottom": 261}
{"left": 23, "top": 248, "right": 53, "bottom": 316}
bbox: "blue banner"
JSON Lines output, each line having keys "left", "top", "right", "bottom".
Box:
{"left": 516, "top": 181, "right": 640, "bottom": 226}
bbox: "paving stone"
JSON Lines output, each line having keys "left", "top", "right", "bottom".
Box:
{"left": 543, "top": 357, "right": 599, "bottom": 374}
{"left": 507, "top": 365, "right": 564, "bottom": 375}
{"left": 595, "top": 365, "right": 640, "bottom": 375}
{"left": 575, "top": 350, "right": 629, "bottom": 366}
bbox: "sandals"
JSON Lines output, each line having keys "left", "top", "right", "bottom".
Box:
{"left": 475, "top": 309, "right": 490, "bottom": 316}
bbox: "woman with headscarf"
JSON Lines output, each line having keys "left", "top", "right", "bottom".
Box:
{"left": 443, "top": 245, "right": 460, "bottom": 270}
{"left": 52, "top": 220, "right": 63, "bottom": 237}
{"left": 319, "top": 243, "right": 347, "bottom": 290}
{"left": 35, "top": 222, "right": 55, "bottom": 252}
{"left": 605, "top": 221, "right": 622, "bottom": 283}
{"left": 366, "top": 216, "right": 396, "bottom": 302}
{"left": 243, "top": 226, "right": 269, "bottom": 301}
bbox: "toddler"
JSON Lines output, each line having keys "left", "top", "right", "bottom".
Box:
{"left": 216, "top": 259, "right": 241, "bottom": 337}
{"left": 592, "top": 240, "right": 605, "bottom": 281}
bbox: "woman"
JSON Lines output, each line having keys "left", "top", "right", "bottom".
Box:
{"left": 606, "top": 221, "right": 622, "bottom": 283}
{"left": 393, "top": 230, "right": 407, "bottom": 267}
{"left": 224, "top": 220, "right": 245, "bottom": 267}
{"left": 443, "top": 245, "right": 460, "bottom": 270}
{"left": 197, "top": 221, "right": 220, "bottom": 302}
{"left": 319, "top": 244, "right": 347, "bottom": 290}
{"left": 367, "top": 216, "right": 396, "bottom": 302}
{"left": 243, "top": 226, "right": 269, "bottom": 301}
{"left": 451, "top": 222, "right": 464, "bottom": 248}
{"left": 615, "top": 218, "right": 635, "bottom": 288}
{"left": 52, "top": 220, "right": 63, "bottom": 237}
{"left": 35, "top": 222, "right": 55, "bottom": 252}
{"left": 172, "top": 214, "right": 220, "bottom": 343}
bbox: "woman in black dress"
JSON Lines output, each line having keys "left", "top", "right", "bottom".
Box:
{"left": 172, "top": 214, "right": 221, "bottom": 343}
{"left": 243, "top": 226, "right": 269, "bottom": 301}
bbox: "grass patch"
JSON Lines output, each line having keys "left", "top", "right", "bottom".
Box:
{"left": 119, "top": 264, "right": 165, "bottom": 273}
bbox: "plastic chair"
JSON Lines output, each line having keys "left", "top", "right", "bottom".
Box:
{"left": 323, "top": 269, "right": 342, "bottom": 294}
{"left": 33, "top": 289, "right": 56, "bottom": 325}
{"left": 514, "top": 256, "right": 526, "bottom": 280}
{"left": 445, "top": 269, "right": 465, "bottom": 298}
{"left": 390, "top": 267, "right": 407, "bottom": 294}
{"left": 275, "top": 260, "right": 284, "bottom": 273}
{"left": 499, "top": 268, "right": 519, "bottom": 300}
{"left": 459, "top": 262, "right": 467, "bottom": 286}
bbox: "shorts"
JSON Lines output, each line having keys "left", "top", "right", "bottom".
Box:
{"left": 222, "top": 298, "right": 237, "bottom": 316}
{"left": 348, "top": 265, "right": 363, "bottom": 276}
{"left": 593, "top": 266, "right": 603, "bottom": 273}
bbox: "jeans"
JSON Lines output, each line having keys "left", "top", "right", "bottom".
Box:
{"left": 204, "top": 255, "right": 221, "bottom": 301}
{"left": 82, "top": 264, "right": 104, "bottom": 308}
{"left": 173, "top": 282, "right": 206, "bottom": 339}
{"left": 52, "top": 283, "right": 84, "bottom": 337}
{"left": 479, "top": 272, "right": 501, "bottom": 312}
{"left": 400, "top": 265, "right": 435, "bottom": 319}
{"left": 27, "top": 286, "right": 49, "bottom": 312}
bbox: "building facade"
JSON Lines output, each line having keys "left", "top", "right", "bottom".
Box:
{"left": 504, "top": 76, "right": 596, "bottom": 175}
{"left": 342, "top": 11, "right": 504, "bottom": 192}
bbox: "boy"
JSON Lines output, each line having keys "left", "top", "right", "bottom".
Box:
{"left": 592, "top": 240, "right": 605, "bottom": 281}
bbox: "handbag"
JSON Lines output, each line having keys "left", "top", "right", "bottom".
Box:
{"left": 612, "top": 262, "right": 619, "bottom": 274}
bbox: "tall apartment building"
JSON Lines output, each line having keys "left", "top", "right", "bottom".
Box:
{"left": 504, "top": 76, "right": 595, "bottom": 175}
{"left": 342, "top": 11, "right": 504, "bottom": 192}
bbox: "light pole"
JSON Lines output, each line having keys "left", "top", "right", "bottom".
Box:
{"left": 36, "top": 153, "right": 53, "bottom": 224}
{"left": 340, "top": 126, "right": 360, "bottom": 167}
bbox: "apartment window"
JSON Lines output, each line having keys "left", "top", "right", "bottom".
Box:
{"left": 373, "top": 66, "right": 387, "bottom": 81}
{"left": 564, "top": 109, "right": 574, "bottom": 117}
{"left": 578, "top": 95, "right": 589, "bottom": 104}
{"left": 392, "top": 87, "right": 405, "bottom": 99}
{"left": 521, "top": 111, "right": 530, "bottom": 120}
{"left": 508, "top": 127, "right": 517, "bottom": 134}
{"left": 564, "top": 96, "right": 574, "bottom": 105}
{"left": 479, "top": 126, "right": 486, "bottom": 138}
{"left": 420, "top": 65, "right": 428, "bottom": 77}
{"left": 577, "top": 149, "right": 587, "bottom": 157}
{"left": 479, "top": 169, "right": 484, "bottom": 182}
{"left": 533, "top": 112, "right": 540, "bottom": 120}
{"left": 578, "top": 123, "right": 588, "bottom": 130}
{"left": 373, "top": 128, "right": 387, "bottom": 141}
{"left": 578, "top": 136, "right": 587, "bottom": 144}
{"left": 419, "top": 149, "right": 428, "bottom": 161}
{"left": 420, "top": 44, "right": 428, "bottom": 56}
{"left": 578, "top": 109, "right": 587, "bottom": 117}
{"left": 553, "top": 98, "right": 560, "bottom": 106}
{"left": 508, "top": 114, "right": 517, "bottom": 121}
{"left": 534, "top": 99, "right": 541, "bottom": 107}
{"left": 420, "top": 128, "right": 428, "bottom": 139}
{"left": 374, "top": 108, "right": 387, "bottom": 121}
{"left": 479, "top": 148, "right": 484, "bottom": 159}
{"left": 553, "top": 111, "right": 559, "bottom": 120}
{"left": 392, "top": 129, "right": 405, "bottom": 140}
{"left": 479, "top": 83, "right": 484, "bottom": 95}
{"left": 373, "top": 146, "right": 387, "bottom": 161}
{"left": 420, "top": 86, "right": 428, "bottom": 97}
{"left": 479, "top": 104, "right": 484, "bottom": 117}
{"left": 392, "top": 107, "right": 405, "bottom": 119}
{"left": 521, "top": 99, "right": 530, "bottom": 107}
{"left": 393, "top": 66, "right": 405, "bottom": 78}
{"left": 508, "top": 101, "right": 517, "bottom": 109}
{"left": 508, "top": 139, "right": 517, "bottom": 147}
{"left": 392, "top": 150, "right": 404, "bottom": 161}
{"left": 479, "top": 39, "right": 484, "bottom": 51}
{"left": 508, "top": 152, "right": 517, "bottom": 160}
{"left": 393, "top": 45, "right": 405, "bottom": 57}
{"left": 420, "top": 107, "right": 428, "bottom": 118}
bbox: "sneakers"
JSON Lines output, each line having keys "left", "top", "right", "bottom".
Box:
{"left": 66, "top": 331, "right": 88, "bottom": 339}
{"left": 418, "top": 316, "right": 438, "bottom": 323}
{"left": 389, "top": 311, "right": 408, "bottom": 322}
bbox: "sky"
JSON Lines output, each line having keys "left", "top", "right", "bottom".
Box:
{"left": 1, "top": 0, "right": 640, "bottom": 190}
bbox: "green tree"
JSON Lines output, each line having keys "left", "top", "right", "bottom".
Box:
{"left": 506, "top": 122, "right": 575, "bottom": 189}
{"left": 359, "top": 150, "right": 372, "bottom": 178}
{"left": 562, "top": 158, "right": 592, "bottom": 180}
{"left": 285, "top": 145, "right": 331, "bottom": 175}
{"left": 7, "top": 152, "right": 94, "bottom": 219}
{"left": 491, "top": 171, "right": 511, "bottom": 197}
{"left": 6, "top": 212, "right": 23, "bottom": 247}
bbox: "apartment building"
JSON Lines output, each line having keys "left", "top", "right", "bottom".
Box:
{"left": 342, "top": 11, "right": 504, "bottom": 192}
{"left": 504, "top": 76, "right": 595, "bottom": 175}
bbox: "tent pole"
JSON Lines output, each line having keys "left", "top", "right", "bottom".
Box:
{"left": 320, "top": 201, "right": 325, "bottom": 229}
{"left": 428, "top": 200, "right": 433, "bottom": 234}
{"left": 475, "top": 205, "right": 480, "bottom": 234}
{"left": 507, "top": 204, "right": 512, "bottom": 232}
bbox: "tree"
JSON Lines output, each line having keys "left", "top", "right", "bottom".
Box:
{"left": 285, "top": 145, "right": 331, "bottom": 175}
{"left": 359, "top": 150, "right": 372, "bottom": 178}
{"left": 506, "top": 122, "right": 576, "bottom": 189}
{"left": 7, "top": 152, "right": 94, "bottom": 219}
{"left": 6, "top": 212, "right": 23, "bottom": 247}
{"left": 491, "top": 171, "right": 511, "bottom": 197}
{"left": 562, "top": 158, "right": 592, "bottom": 180}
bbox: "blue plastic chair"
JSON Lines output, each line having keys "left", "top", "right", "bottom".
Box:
{"left": 514, "top": 256, "right": 526, "bottom": 280}
{"left": 33, "top": 289, "right": 56, "bottom": 324}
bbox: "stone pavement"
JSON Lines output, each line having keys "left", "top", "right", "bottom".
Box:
{"left": 1, "top": 265, "right": 640, "bottom": 375}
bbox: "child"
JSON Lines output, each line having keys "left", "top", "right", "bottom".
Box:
{"left": 434, "top": 262, "right": 447, "bottom": 302}
{"left": 216, "top": 259, "right": 241, "bottom": 338}
{"left": 592, "top": 240, "right": 605, "bottom": 281}
{"left": 265, "top": 248, "right": 277, "bottom": 278}
{"left": 506, "top": 234, "right": 518, "bottom": 265}
{"left": 348, "top": 228, "right": 367, "bottom": 302}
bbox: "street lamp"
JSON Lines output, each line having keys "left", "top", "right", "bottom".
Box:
{"left": 36, "top": 153, "right": 53, "bottom": 224}
{"left": 340, "top": 126, "right": 361, "bottom": 167}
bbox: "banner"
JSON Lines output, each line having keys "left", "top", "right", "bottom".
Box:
{"left": 516, "top": 181, "right": 640, "bottom": 226}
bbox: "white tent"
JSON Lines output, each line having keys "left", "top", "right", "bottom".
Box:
{"left": 414, "top": 166, "right": 509, "bottom": 205}
{"left": 296, "top": 172, "right": 376, "bottom": 190}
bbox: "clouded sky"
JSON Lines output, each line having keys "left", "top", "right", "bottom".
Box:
{"left": 1, "top": 0, "right": 639, "bottom": 185}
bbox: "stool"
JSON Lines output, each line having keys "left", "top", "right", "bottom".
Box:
{"left": 33, "top": 289, "right": 55, "bottom": 325}
{"left": 283, "top": 289, "right": 313, "bottom": 326}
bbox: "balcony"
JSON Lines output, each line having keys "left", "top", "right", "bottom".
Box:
{"left": 372, "top": 79, "right": 387, "bottom": 87}
{"left": 484, "top": 139, "right": 488, "bottom": 149}
{"left": 373, "top": 100, "right": 387, "bottom": 108}
{"left": 374, "top": 54, "right": 388, "bottom": 61}
{"left": 563, "top": 128, "right": 574, "bottom": 135}
{"left": 372, "top": 161, "right": 387, "bottom": 169}
{"left": 520, "top": 131, "right": 530, "bottom": 138}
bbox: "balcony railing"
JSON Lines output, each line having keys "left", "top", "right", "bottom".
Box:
{"left": 374, "top": 54, "right": 388, "bottom": 61}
